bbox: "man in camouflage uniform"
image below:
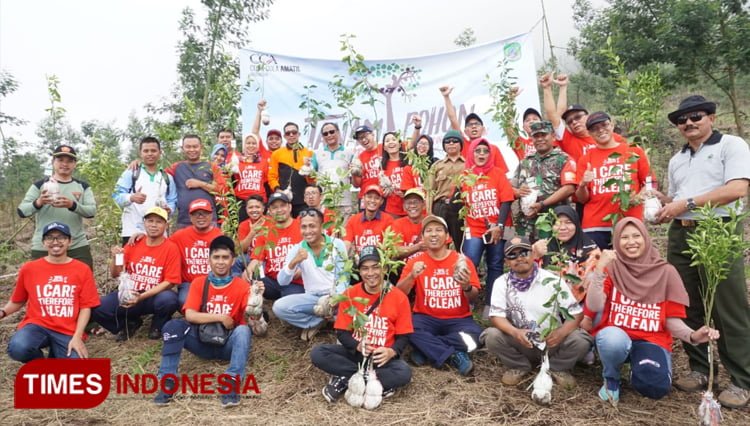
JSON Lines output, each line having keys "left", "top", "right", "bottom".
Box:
{"left": 513, "top": 121, "right": 577, "bottom": 240}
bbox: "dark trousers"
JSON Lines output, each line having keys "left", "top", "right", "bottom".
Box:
{"left": 668, "top": 221, "right": 750, "bottom": 389}
{"left": 262, "top": 276, "right": 305, "bottom": 301}
{"left": 585, "top": 230, "right": 612, "bottom": 250}
{"left": 432, "top": 199, "right": 464, "bottom": 251}
{"left": 92, "top": 290, "right": 179, "bottom": 334}
{"left": 409, "top": 313, "right": 482, "bottom": 367}
{"left": 311, "top": 344, "right": 412, "bottom": 390}
{"left": 7, "top": 324, "right": 80, "bottom": 362}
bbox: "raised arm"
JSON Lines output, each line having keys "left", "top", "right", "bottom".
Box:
{"left": 440, "top": 86, "right": 461, "bottom": 132}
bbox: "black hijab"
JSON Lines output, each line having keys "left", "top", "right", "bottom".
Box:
{"left": 544, "top": 205, "right": 599, "bottom": 266}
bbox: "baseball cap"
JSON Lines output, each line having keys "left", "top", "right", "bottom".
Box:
{"left": 353, "top": 125, "right": 373, "bottom": 137}
{"left": 268, "top": 192, "right": 291, "bottom": 205}
{"left": 358, "top": 245, "right": 381, "bottom": 267}
{"left": 42, "top": 222, "right": 71, "bottom": 238}
{"left": 52, "top": 145, "right": 77, "bottom": 160}
{"left": 209, "top": 235, "right": 236, "bottom": 254}
{"left": 586, "top": 111, "right": 611, "bottom": 130}
{"left": 504, "top": 235, "right": 532, "bottom": 256}
{"left": 464, "top": 113, "right": 483, "bottom": 126}
{"left": 363, "top": 184, "right": 383, "bottom": 197}
{"left": 403, "top": 188, "right": 426, "bottom": 200}
{"left": 561, "top": 104, "right": 588, "bottom": 121}
{"left": 189, "top": 198, "right": 213, "bottom": 213}
{"left": 267, "top": 129, "right": 282, "bottom": 138}
{"left": 523, "top": 107, "right": 542, "bottom": 121}
{"left": 144, "top": 206, "right": 169, "bottom": 221}
{"left": 630, "top": 343, "right": 671, "bottom": 399}
{"left": 529, "top": 120, "right": 554, "bottom": 136}
{"left": 421, "top": 214, "right": 448, "bottom": 233}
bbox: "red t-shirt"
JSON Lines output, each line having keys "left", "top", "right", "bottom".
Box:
{"left": 238, "top": 216, "right": 271, "bottom": 253}
{"left": 123, "top": 238, "right": 182, "bottom": 291}
{"left": 357, "top": 146, "right": 382, "bottom": 197}
{"left": 183, "top": 276, "right": 250, "bottom": 325}
{"left": 334, "top": 284, "right": 413, "bottom": 348}
{"left": 558, "top": 129, "right": 626, "bottom": 163}
{"left": 390, "top": 217, "right": 423, "bottom": 261}
{"left": 383, "top": 161, "right": 416, "bottom": 216}
{"left": 400, "top": 165, "right": 423, "bottom": 189}
{"left": 512, "top": 136, "right": 536, "bottom": 160}
{"left": 462, "top": 140, "right": 508, "bottom": 174}
{"left": 344, "top": 212, "right": 395, "bottom": 251}
{"left": 400, "top": 251, "right": 480, "bottom": 319}
{"left": 576, "top": 143, "right": 651, "bottom": 229}
{"left": 169, "top": 226, "right": 224, "bottom": 283}
{"left": 590, "top": 275, "right": 686, "bottom": 351}
{"left": 234, "top": 155, "right": 269, "bottom": 201}
{"left": 462, "top": 168, "right": 515, "bottom": 237}
{"left": 11, "top": 258, "right": 100, "bottom": 336}
{"left": 250, "top": 219, "right": 302, "bottom": 282}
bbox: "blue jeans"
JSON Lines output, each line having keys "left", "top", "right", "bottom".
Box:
{"left": 177, "top": 282, "right": 191, "bottom": 307}
{"left": 462, "top": 237, "right": 505, "bottom": 307}
{"left": 595, "top": 326, "right": 672, "bottom": 398}
{"left": 157, "top": 319, "right": 252, "bottom": 380}
{"left": 7, "top": 324, "right": 80, "bottom": 362}
{"left": 272, "top": 292, "right": 326, "bottom": 329}
{"left": 408, "top": 313, "right": 483, "bottom": 367}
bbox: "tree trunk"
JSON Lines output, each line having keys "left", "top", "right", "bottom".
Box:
{"left": 200, "top": 4, "right": 223, "bottom": 135}
{"left": 726, "top": 66, "right": 745, "bottom": 138}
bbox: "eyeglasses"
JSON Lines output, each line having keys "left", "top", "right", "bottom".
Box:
{"left": 676, "top": 112, "right": 707, "bottom": 125}
{"left": 474, "top": 148, "right": 490, "bottom": 154}
{"left": 299, "top": 208, "right": 324, "bottom": 219}
{"left": 321, "top": 130, "right": 336, "bottom": 136}
{"left": 43, "top": 235, "right": 69, "bottom": 243}
{"left": 505, "top": 249, "right": 530, "bottom": 260}
{"left": 444, "top": 138, "right": 461, "bottom": 145}
{"left": 565, "top": 113, "right": 586, "bottom": 125}
{"left": 466, "top": 121, "right": 482, "bottom": 128}
{"left": 284, "top": 130, "right": 299, "bottom": 136}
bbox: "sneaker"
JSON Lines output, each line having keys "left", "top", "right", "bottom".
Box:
{"left": 674, "top": 370, "right": 709, "bottom": 392}
{"left": 582, "top": 349, "right": 596, "bottom": 366}
{"left": 598, "top": 382, "right": 620, "bottom": 407}
{"left": 220, "top": 377, "right": 241, "bottom": 408}
{"left": 301, "top": 321, "right": 325, "bottom": 341}
{"left": 718, "top": 383, "right": 750, "bottom": 409}
{"left": 382, "top": 388, "right": 396, "bottom": 399}
{"left": 322, "top": 375, "right": 348, "bottom": 403}
{"left": 550, "top": 370, "right": 577, "bottom": 389}
{"left": 148, "top": 327, "right": 162, "bottom": 340}
{"left": 410, "top": 349, "right": 428, "bottom": 367}
{"left": 153, "top": 378, "right": 176, "bottom": 406}
{"left": 116, "top": 319, "right": 143, "bottom": 342}
{"left": 448, "top": 351, "right": 473, "bottom": 376}
{"left": 501, "top": 369, "right": 529, "bottom": 386}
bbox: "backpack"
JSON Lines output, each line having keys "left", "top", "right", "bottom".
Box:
{"left": 130, "top": 167, "right": 171, "bottom": 194}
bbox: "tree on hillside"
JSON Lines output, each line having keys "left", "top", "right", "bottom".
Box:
{"left": 454, "top": 28, "right": 477, "bottom": 47}
{"left": 570, "top": 0, "right": 750, "bottom": 137}
{"left": 35, "top": 75, "right": 84, "bottom": 153}
{"left": 154, "top": 0, "right": 272, "bottom": 147}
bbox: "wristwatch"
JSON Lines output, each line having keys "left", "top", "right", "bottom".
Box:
{"left": 686, "top": 198, "right": 697, "bottom": 211}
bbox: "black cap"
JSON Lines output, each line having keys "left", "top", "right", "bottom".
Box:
{"left": 52, "top": 145, "right": 77, "bottom": 160}
{"left": 585, "top": 111, "right": 611, "bottom": 130}
{"left": 353, "top": 125, "right": 373, "bottom": 137}
{"left": 358, "top": 245, "right": 381, "bottom": 267}
{"left": 464, "top": 113, "right": 483, "bottom": 126}
{"left": 522, "top": 107, "right": 542, "bottom": 121}
{"left": 268, "top": 192, "right": 291, "bottom": 205}
{"left": 209, "top": 235, "right": 236, "bottom": 253}
{"left": 667, "top": 95, "right": 717, "bottom": 125}
{"left": 561, "top": 104, "right": 588, "bottom": 121}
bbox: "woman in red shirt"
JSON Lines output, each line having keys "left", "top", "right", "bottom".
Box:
{"left": 380, "top": 132, "right": 414, "bottom": 218}
{"left": 585, "top": 218, "right": 718, "bottom": 405}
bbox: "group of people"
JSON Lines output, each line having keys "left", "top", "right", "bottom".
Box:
{"left": 3, "top": 77, "right": 749, "bottom": 411}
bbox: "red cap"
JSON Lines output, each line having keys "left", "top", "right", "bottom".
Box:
{"left": 189, "top": 198, "right": 213, "bottom": 213}
{"left": 363, "top": 184, "right": 383, "bottom": 197}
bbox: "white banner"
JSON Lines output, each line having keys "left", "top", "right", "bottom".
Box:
{"left": 240, "top": 33, "right": 538, "bottom": 171}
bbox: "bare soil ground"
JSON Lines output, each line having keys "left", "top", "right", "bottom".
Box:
{"left": 0, "top": 209, "right": 749, "bottom": 425}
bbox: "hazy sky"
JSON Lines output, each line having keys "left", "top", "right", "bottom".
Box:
{"left": 0, "top": 0, "right": 583, "bottom": 144}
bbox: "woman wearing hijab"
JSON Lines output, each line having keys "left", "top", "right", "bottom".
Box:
{"left": 585, "top": 218, "right": 719, "bottom": 405}
{"left": 210, "top": 144, "right": 230, "bottom": 224}
{"left": 233, "top": 133, "right": 270, "bottom": 222}
{"left": 533, "top": 205, "right": 600, "bottom": 302}
{"left": 460, "top": 138, "right": 514, "bottom": 317}
{"left": 403, "top": 134, "right": 436, "bottom": 190}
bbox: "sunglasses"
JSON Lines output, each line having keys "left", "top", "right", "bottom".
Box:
{"left": 505, "top": 249, "right": 530, "bottom": 260}
{"left": 565, "top": 113, "right": 586, "bottom": 125}
{"left": 676, "top": 112, "right": 707, "bottom": 125}
{"left": 474, "top": 148, "right": 490, "bottom": 154}
{"left": 321, "top": 130, "right": 336, "bottom": 136}
{"left": 299, "top": 208, "right": 324, "bottom": 219}
{"left": 285, "top": 130, "right": 299, "bottom": 136}
{"left": 444, "top": 138, "right": 461, "bottom": 145}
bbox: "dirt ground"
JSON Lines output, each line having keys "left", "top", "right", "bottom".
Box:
{"left": 1, "top": 215, "right": 749, "bottom": 425}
